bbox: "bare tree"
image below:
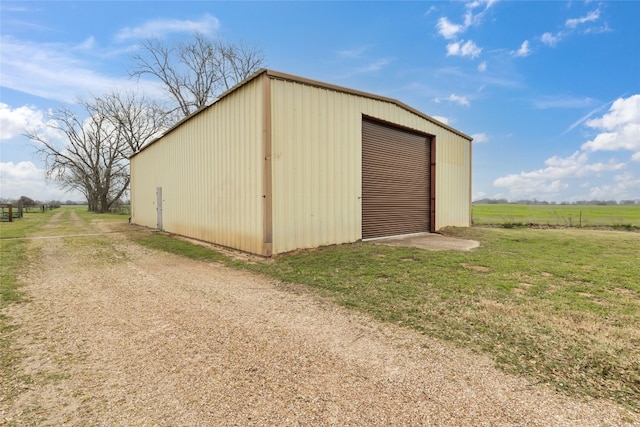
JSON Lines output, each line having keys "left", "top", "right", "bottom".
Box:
{"left": 26, "top": 93, "right": 170, "bottom": 213}
{"left": 131, "top": 33, "right": 265, "bottom": 117}
{"left": 95, "top": 90, "right": 172, "bottom": 153}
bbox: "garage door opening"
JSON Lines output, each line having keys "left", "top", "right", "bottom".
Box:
{"left": 362, "top": 118, "right": 433, "bottom": 239}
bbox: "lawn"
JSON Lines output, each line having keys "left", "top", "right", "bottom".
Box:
{"left": 472, "top": 203, "right": 640, "bottom": 228}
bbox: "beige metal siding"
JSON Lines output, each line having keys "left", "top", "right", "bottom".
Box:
{"left": 130, "top": 77, "right": 266, "bottom": 255}
{"left": 269, "top": 77, "right": 471, "bottom": 254}
{"left": 269, "top": 79, "right": 362, "bottom": 254}
{"left": 433, "top": 133, "right": 472, "bottom": 229}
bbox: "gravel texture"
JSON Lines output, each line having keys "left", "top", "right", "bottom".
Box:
{"left": 1, "top": 212, "right": 637, "bottom": 426}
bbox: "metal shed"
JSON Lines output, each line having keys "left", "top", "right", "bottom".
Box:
{"left": 130, "top": 69, "right": 472, "bottom": 256}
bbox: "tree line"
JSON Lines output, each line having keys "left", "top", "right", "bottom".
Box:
{"left": 25, "top": 34, "right": 265, "bottom": 213}
{"left": 474, "top": 198, "right": 640, "bottom": 205}
{"left": 0, "top": 196, "right": 61, "bottom": 210}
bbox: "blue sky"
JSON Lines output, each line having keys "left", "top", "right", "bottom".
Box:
{"left": 1, "top": 1, "right": 639, "bottom": 202}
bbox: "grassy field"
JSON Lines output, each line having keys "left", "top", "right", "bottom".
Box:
{"left": 472, "top": 203, "right": 640, "bottom": 228}
{"left": 3, "top": 207, "right": 639, "bottom": 411}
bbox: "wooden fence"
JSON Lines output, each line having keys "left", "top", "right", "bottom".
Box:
{"left": 0, "top": 204, "right": 22, "bottom": 222}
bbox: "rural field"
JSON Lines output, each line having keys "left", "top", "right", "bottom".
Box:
{"left": 1, "top": 206, "right": 639, "bottom": 425}
{"left": 472, "top": 203, "right": 640, "bottom": 228}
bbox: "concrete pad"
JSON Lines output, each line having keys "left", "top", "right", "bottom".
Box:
{"left": 367, "top": 232, "right": 480, "bottom": 251}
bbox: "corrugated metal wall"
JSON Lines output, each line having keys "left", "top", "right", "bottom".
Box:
{"left": 433, "top": 133, "right": 472, "bottom": 229}
{"left": 131, "top": 70, "right": 471, "bottom": 257}
{"left": 131, "top": 77, "right": 266, "bottom": 255}
{"left": 269, "top": 77, "right": 471, "bottom": 254}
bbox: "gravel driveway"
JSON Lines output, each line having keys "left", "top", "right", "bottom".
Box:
{"left": 1, "top": 211, "right": 637, "bottom": 426}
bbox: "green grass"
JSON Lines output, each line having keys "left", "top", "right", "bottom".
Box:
{"left": 135, "top": 231, "right": 228, "bottom": 263}
{"left": 131, "top": 226, "right": 640, "bottom": 411}
{"left": 0, "top": 208, "right": 60, "bottom": 302}
{"left": 473, "top": 204, "right": 640, "bottom": 228}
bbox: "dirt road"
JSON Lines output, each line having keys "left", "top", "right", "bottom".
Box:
{"left": 1, "top": 211, "right": 637, "bottom": 426}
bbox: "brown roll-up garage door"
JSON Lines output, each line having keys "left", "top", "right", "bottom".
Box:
{"left": 362, "top": 118, "right": 431, "bottom": 239}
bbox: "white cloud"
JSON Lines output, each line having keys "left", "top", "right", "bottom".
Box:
{"left": 533, "top": 95, "right": 595, "bottom": 110}
{"left": 540, "top": 32, "right": 560, "bottom": 47}
{"left": 0, "top": 160, "right": 42, "bottom": 181}
{"left": 446, "top": 40, "right": 482, "bottom": 58}
{"left": 431, "top": 115, "right": 450, "bottom": 125}
{"left": 543, "top": 151, "right": 624, "bottom": 176}
{"left": 493, "top": 174, "right": 569, "bottom": 197}
{"left": 435, "top": 94, "right": 470, "bottom": 107}
{"left": 424, "top": 6, "right": 438, "bottom": 17}
{"left": 565, "top": 9, "right": 600, "bottom": 29}
{"left": 512, "top": 40, "right": 531, "bottom": 57}
{"left": 0, "top": 35, "right": 164, "bottom": 103}
{"left": 437, "top": 17, "right": 465, "bottom": 40}
{"left": 477, "top": 61, "right": 487, "bottom": 72}
{"left": 0, "top": 104, "right": 43, "bottom": 140}
{"left": 537, "top": 9, "right": 605, "bottom": 51}
{"left": 0, "top": 103, "right": 63, "bottom": 142}
{"left": 472, "top": 133, "right": 488, "bottom": 143}
{"left": 588, "top": 172, "right": 640, "bottom": 200}
{"left": 581, "top": 94, "right": 640, "bottom": 152}
{"left": 115, "top": 14, "right": 220, "bottom": 41}
{"left": 0, "top": 161, "right": 45, "bottom": 199}
{"left": 493, "top": 151, "right": 626, "bottom": 198}
{"left": 562, "top": 98, "right": 616, "bottom": 135}
{"left": 0, "top": 161, "right": 84, "bottom": 201}
{"left": 583, "top": 23, "right": 611, "bottom": 35}
{"left": 472, "top": 191, "right": 487, "bottom": 201}
{"left": 449, "top": 94, "right": 470, "bottom": 106}
{"left": 464, "top": 0, "right": 497, "bottom": 27}
{"left": 494, "top": 95, "right": 639, "bottom": 201}
{"left": 436, "top": 0, "right": 496, "bottom": 40}
{"left": 76, "top": 36, "right": 96, "bottom": 51}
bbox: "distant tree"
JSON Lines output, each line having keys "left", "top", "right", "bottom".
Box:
{"left": 26, "top": 92, "right": 170, "bottom": 213}
{"left": 131, "top": 33, "right": 265, "bottom": 117}
{"left": 18, "top": 196, "right": 36, "bottom": 210}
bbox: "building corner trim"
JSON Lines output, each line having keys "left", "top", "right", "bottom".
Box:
{"left": 262, "top": 72, "right": 274, "bottom": 256}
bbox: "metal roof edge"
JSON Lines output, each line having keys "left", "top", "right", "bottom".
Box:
{"left": 131, "top": 68, "right": 472, "bottom": 159}
{"left": 263, "top": 69, "right": 473, "bottom": 141}
{"left": 131, "top": 69, "right": 269, "bottom": 158}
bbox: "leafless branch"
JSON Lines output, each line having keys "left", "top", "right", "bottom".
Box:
{"left": 131, "top": 33, "right": 265, "bottom": 117}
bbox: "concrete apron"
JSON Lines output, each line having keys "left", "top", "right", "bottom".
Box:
{"left": 366, "top": 232, "right": 480, "bottom": 251}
